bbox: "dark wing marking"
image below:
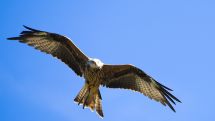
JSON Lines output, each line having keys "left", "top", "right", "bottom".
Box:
{"left": 7, "top": 25, "right": 89, "bottom": 76}
{"left": 102, "top": 64, "right": 181, "bottom": 112}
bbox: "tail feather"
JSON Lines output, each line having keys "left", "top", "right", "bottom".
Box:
{"left": 95, "top": 91, "right": 104, "bottom": 118}
{"left": 84, "top": 94, "right": 95, "bottom": 111}
{"left": 74, "top": 85, "right": 88, "bottom": 105}
{"left": 74, "top": 85, "right": 104, "bottom": 118}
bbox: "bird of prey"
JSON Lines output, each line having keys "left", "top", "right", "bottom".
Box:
{"left": 8, "top": 26, "right": 181, "bottom": 118}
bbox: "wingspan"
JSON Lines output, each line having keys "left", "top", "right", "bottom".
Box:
{"left": 102, "top": 64, "right": 181, "bottom": 112}
{"left": 7, "top": 26, "right": 89, "bottom": 76}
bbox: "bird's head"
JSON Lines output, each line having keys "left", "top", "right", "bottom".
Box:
{"left": 87, "top": 58, "right": 104, "bottom": 69}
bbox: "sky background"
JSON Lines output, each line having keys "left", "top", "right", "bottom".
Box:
{"left": 1, "top": 0, "right": 215, "bottom": 121}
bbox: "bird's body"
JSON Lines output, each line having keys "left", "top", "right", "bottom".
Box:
{"left": 8, "top": 26, "right": 181, "bottom": 118}
{"left": 77, "top": 59, "right": 105, "bottom": 116}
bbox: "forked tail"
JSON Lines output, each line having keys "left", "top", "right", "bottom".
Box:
{"left": 74, "top": 84, "right": 103, "bottom": 118}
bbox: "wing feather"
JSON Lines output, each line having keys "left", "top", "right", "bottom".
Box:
{"left": 7, "top": 26, "right": 89, "bottom": 76}
{"left": 102, "top": 64, "right": 181, "bottom": 112}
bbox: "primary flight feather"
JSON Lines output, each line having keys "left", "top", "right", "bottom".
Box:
{"left": 8, "top": 26, "right": 181, "bottom": 118}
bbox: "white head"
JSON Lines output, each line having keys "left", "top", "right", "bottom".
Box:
{"left": 86, "top": 58, "right": 104, "bottom": 69}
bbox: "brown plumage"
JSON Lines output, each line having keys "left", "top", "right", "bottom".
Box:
{"left": 102, "top": 65, "right": 181, "bottom": 112}
{"left": 8, "top": 26, "right": 181, "bottom": 118}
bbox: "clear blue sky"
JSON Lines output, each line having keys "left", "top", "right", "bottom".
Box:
{"left": 1, "top": 0, "right": 215, "bottom": 121}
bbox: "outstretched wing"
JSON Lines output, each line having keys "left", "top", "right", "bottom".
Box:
{"left": 7, "top": 26, "right": 89, "bottom": 76}
{"left": 102, "top": 64, "right": 181, "bottom": 112}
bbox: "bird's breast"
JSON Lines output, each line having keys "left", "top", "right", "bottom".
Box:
{"left": 84, "top": 69, "right": 104, "bottom": 88}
